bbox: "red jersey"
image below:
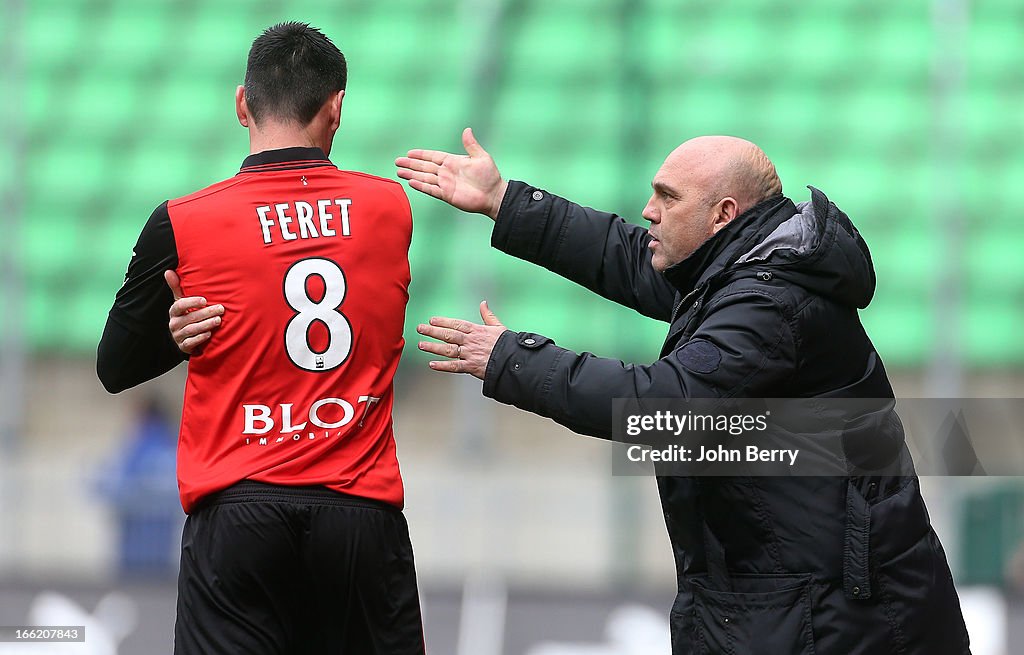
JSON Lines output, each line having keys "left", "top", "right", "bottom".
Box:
{"left": 107, "top": 147, "right": 411, "bottom": 513}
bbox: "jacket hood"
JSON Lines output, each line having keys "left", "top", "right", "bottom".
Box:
{"left": 663, "top": 186, "right": 876, "bottom": 309}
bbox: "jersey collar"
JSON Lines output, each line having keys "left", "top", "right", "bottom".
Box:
{"left": 239, "top": 147, "right": 333, "bottom": 173}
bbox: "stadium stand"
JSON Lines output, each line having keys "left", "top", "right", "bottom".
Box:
{"left": 12, "top": 0, "right": 1023, "bottom": 366}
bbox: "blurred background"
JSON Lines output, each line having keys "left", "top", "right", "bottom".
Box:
{"left": 1, "top": 0, "right": 1023, "bottom": 652}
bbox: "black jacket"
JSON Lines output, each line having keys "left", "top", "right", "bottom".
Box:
{"left": 482, "top": 181, "right": 970, "bottom": 654}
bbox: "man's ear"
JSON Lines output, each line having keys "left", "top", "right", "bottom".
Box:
{"left": 329, "top": 89, "right": 345, "bottom": 132}
{"left": 712, "top": 197, "right": 740, "bottom": 234}
{"left": 235, "top": 85, "right": 250, "bottom": 128}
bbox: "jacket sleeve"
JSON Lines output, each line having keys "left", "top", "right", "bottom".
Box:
{"left": 491, "top": 181, "right": 677, "bottom": 322}
{"left": 482, "top": 290, "right": 795, "bottom": 439}
{"left": 97, "top": 201, "right": 187, "bottom": 393}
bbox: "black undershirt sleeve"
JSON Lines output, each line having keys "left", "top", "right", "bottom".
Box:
{"left": 97, "top": 201, "right": 188, "bottom": 393}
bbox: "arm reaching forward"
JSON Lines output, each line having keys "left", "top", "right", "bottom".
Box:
{"left": 399, "top": 129, "right": 676, "bottom": 320}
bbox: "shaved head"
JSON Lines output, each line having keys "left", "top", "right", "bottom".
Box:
{"left": 664, "top": 136, "right": 782, "bottom": 213}
{"left": 642, "top": 136, "right": 783, "bottom": 271}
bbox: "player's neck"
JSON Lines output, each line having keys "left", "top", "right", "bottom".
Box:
{"left": 248, "top": 124, "right": 331, "bottom": 157}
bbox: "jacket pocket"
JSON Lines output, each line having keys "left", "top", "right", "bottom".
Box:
{"left": 691, "top": 574, "right": 817, "bottom": 655}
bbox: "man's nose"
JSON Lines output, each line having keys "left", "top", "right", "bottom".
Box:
{"left": 642, "top": 197, "right": 657, "bottom": 222}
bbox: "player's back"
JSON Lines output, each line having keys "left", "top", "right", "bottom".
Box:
{"left": 168, "top": 148, "right": 411, "bottom": 512}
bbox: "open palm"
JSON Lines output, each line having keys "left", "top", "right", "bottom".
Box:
{"left": 396, "top": 128, "right": 508, "bottom": 219}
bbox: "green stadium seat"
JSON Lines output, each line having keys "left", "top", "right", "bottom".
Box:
{"left": 964, "top": 298, "right": 1024, "bottom": 365}
{"left": 491, "top": 81, "right": 622, "bottom": 146}
{"left": 342, "top": 82, "right": 402, "bottom": 128}
{"left": 179, "top": 5, "right": 259, "bottom": 73}
{"left": 0, "top": 140, "right": 12, "bottom": 189}
{"left": 333, "top": 9, "right": 449, "bottom": 67}
{"left": 92, "top": 206, "right": 144, "bottom": 285}
{"left": 89, "top": 3, "right": 174, "bottom": 73}
{"left": 23, "top": 73, "right": 61, "bottom": 137}
{"left": 25, "top": 286, "right": 62, "bottom": 349}
{"left": 650, "top": 82, "right": 761, "bottom": 140}
{"left": 870, "top": 226, "right": 941, "bottom": 296}
{"left": 10, "top": 0, "right": 1024, "bottom": 367}
{"left": 678, "top": 15, "right": 777, "bottom": 83}
{"left": 968, "top": 21, "right": 1024, "bottom": 83}
{"left": 24, "top": 3, "right": 93, "bottom": 73}
{"left": 67, "top": 285, "right": 114, "bottom": 352}
{"left": 506, "top": 3, "right": 618, "bottom": 76}
{"left": 809, "top": 157, "right": 912, "bottom": 228}
{"left": 500, "top": 288, "right": 577, "bottom": 349}
{"left": 972, "top": 0, "right": 1024, "bottom": 24}
{"left": 835, "top": 86, "right": 928, "bottom": 153}
{"left": 757, "top": 84, "right": 836, "bottom": 144}
{"left": 63, "top": 69, "right": 144, "bottom": 139}
{"left": 862, "top": 16, "right": 933, "bottom": 82}
{"left": 965, "top": 231, "right": 1024, "bottom": 297}
{"left": 152, "top": 70, "right": 240, "bottom": 140}
{"left": 28, "top": 0, "right": 103, "bottom": 7}
{"left": 961, "top": 89, "right": 1018, "bottom": 157}
{"left": 993, "top": 157, "right": 1024, "bottom": 217}
{"left": 21, "top": 200, "right": 85, "bottom": 283}
{"left": 956, "top": 154, "right": 1024, "bottom": 230}
{"left": 644, "top": 6, "right": 690, "bottom": 77}
{"left": 26, "top": 140, "right": 112, "bottom": 202}
{"left": 861, "top": 295, "right": 932, "bottom": 366}
{"left": 203, "top": 138, "right": 251, "bottom": 180}
{"left": 771, "top": 16, "right": 864, "bottom": 84}
{"left": 120, "top": 141, "right": 205, "bottom": 202}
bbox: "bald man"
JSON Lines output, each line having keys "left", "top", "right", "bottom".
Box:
{"left": 395, "top": 131, "right": 970, "bottom": 654}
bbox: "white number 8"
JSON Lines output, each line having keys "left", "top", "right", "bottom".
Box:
{"left": 283, "top": 258, "right": 352, "bottom": 372}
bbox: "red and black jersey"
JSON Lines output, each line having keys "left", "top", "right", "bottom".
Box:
{"left": 103, "top": 147, "right": 412, "bottom": 513}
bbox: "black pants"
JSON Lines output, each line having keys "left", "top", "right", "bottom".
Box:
{"left": 174, "top": 481, "right": 424, "bottom": 654}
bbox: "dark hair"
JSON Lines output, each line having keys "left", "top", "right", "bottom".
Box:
{"left": 243, "top": 22, "right": 347, "bottom": 125}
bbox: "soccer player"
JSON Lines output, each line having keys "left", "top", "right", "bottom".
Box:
{"left": 97, "top": 23, "right": 424, "bottom": 654}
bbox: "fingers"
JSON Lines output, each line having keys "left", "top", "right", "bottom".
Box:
{"left": 396, "top": 152, "right": 447, "bottom": 200}
{"left": 417, "top": 312, "right": 499, "bottom": 380}
{"left": 395, "top": 168, "right": 438, "bottom": 186}
{"left": 417, "top": 319, "right": 471, "bottom": 373}
{"left": 168, "top": 298, "right": 224, "bottom": 356}
{"left": 429, "top": 316, "right": 474, "bottom": 333}
{"left": 407, "top": 179, "right": 444, "bottom": 200}
{"left": 404, "top": 149, "right": 450, "bottom": 165}
{"left": 462, "top": 127, "right": 487, "bottom": 157}
{"left": 427, "top": 359, "right": 465, "bottom": 373}
{"left": 164, "top": 269, "right": 184, "bottom": 301}
{"left": 416, "top": 322, "right": 467, "bottom": 344}
{"left": 169, "top": 296, "right": 210, "bottom": 317}
{"left": 479, "top": 300, "right": 504, "bottom": 327}
{"left": 418, "top": 340, "right": 461, "bottom": 359}
{"left": 395, "top": 156, "right": 440, "bottom": 174}
{"left": 179, "top": 332, "right": 212, "bottom": 354}
{"left": 173, "top": 315, "right": 222, "bottom": 340}
{"left": 170, "top": 303, "right": 223, "bottom": 324}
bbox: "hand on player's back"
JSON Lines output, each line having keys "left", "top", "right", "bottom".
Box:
{"left": 165, "top": 270, "right": 224, "bottom": 355}
{"left": 396, "top": 127, "right": 509, "bottom": 220}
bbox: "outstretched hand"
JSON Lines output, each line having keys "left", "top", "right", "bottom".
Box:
{"left": 417, "top": 301, "right": 508, "bottom": 380}
{"left": 396, "top": 127, "right": 509, "bottom": 220}
{"left": 165, "top": 270, "right": 224, "bottom": 355}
